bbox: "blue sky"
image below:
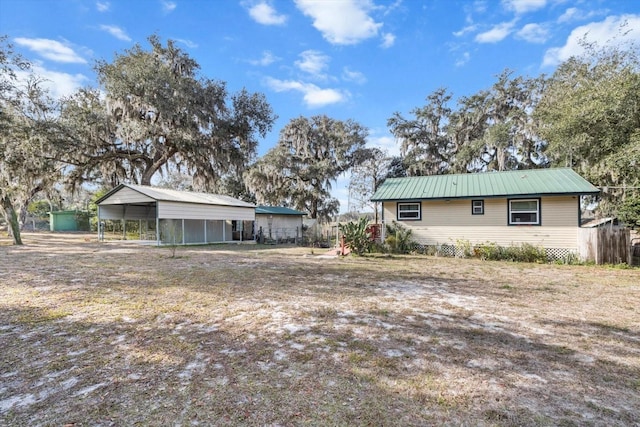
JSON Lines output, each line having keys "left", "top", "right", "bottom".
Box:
{"left": 1, "top": 0, "right": 639, "bottom": 212}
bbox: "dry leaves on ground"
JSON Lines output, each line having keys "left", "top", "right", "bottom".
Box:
{"left": 1, "top": 233, "right": 639, "bottom": 426}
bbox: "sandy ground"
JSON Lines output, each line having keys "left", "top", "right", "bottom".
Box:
{"left": 1, "top": 232, "right": 639, "bottom": 426}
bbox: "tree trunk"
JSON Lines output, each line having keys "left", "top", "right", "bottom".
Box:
{"left": 19, "top": 203, "right": 28, "bottom": 231}
{"left": 1, "top": 195, "right": 23, "bottom": 245}
{"left": 141, "top": 167, "right": 155, "bottom": 186}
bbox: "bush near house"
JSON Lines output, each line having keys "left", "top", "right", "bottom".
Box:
{"left": 478, "top": 242, "right": 547, "bottom": 263}
{"left": 339, "top": 217, "right": 373, "bottom": 256}
{"left": 385, "top": 221, "right": 415, "bottom": 254}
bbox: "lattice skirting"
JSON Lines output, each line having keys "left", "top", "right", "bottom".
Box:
{"left": 415, "top": 244, "right": 465, "bottom": 257}
{"left": 419, "top": 244, "right": 577, "bottom": 261}
{"left": 543, "top": 248, "right": 576, "bottom": 261}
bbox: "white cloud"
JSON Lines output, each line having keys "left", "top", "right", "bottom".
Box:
{"left": 264, "top": 77, "right": 349, "bottom": 107}
{"left": 557, "top": 7, "right": 578, "bottom": 24}
{"left": 176, "top": 38, "right": 198, "bottom": 49}
{"left": 472, "top": 0, "right": 488, "bottom": 14}
{"left": 96, "top": 1, "right": 110, "bottom": 12}
{"left": 295, "top": 0, "right": 382, "bottom": 45}
{"left": 14, "top": 38, "right": 86, "bottom": 64}
{"left": 342, "top": 67, "right": 366, "bottom": 84}
{"left": 380, "top": 33, "right": 395, "bottom": 48}
{"left": 249, "top": 50, "right": 279, "bottom": 66}
{"left": 15, "top": 64, "right": 88, "bottom": 100}
{"left": 367, "top": 133, "right": 399, "bottom": 156}
{"left": 543, "top": 14, "right": 640, "bottom": 67}
{"left": 455, "top": 51, "right": 471, "bottom": 67}
{"left": 557, "top": 7, "right": 603, "bottom": 24}
{"left": 161, "top": 0, "right": 176, "bottom": 13}
{"left": 295, "top": 50, "right": 330, "bottom": 78}
{"left": 453, "top": 24, "right": 478, "bottom": 37}
{"left": 502, "top": 0, "right": 546, "bottom": 14}
{"left": 99, "top": 25, "right": 132, "bottom": 42}
{"left": 248, "top": 2, "right": 287, "bottom": 25}
{"left": 381, "top": 0, "right": 402, "bottom": 16}
{"left": 516, "top": 23, "right": 549, "bottom": 43}
{"left": 475, "top": 21, "right": 516, "bottom": 43}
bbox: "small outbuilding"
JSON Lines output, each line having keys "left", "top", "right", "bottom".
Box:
{"left": 96, "top": 184, "right": 255, "bottom": 245}
{"left": 255, "top": 206, "right": 306, "bottom": 243}
{"left": 49, "top": 210, "right": 91, "bottom": 232}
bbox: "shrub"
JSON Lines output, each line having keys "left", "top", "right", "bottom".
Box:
{"left": 475, "top": 242, "right": 503, "bottom": 260}
{"left": 514, "top": 243, "right": 547, "bottom": 263}
{"left": 384, "top": 221, "right": 415, "bottom": 254}
{"left": 455, "top": 239, "right": 475, "bottom": 258}
{"left": 339, "top": 217, "right": 373, "bottom": 256}
{"left": 474, "top": 241, "right": 546, "bottom": 263}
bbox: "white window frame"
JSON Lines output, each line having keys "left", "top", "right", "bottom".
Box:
{"left": 472, "top": 199, "right": 484, "bottom": 215}
{"left": 508, "top": 198, "right": 540, "bottom": 225}
{"left": 397, "top": 202, "right": 421, "bottom": 221}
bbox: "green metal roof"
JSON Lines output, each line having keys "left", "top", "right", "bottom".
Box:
{"left": 255, "top": 206, "right": 307, "bottom": 216}
{"left": 371, "top": 168, "right": 600, "bottom": 201}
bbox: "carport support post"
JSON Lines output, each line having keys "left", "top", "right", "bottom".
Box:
{"left": 155, "top": 216, "right": 160, "bottom": 246}
{"left": 97, "top": 206, "right": 102, "bottom": 242}
{"left": 121, "top": 205, "right": 127, "bottom": 240}
{"left": 181, "top": 219, "right": 185, "bottom": 245}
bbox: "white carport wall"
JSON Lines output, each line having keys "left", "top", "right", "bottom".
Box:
{"left": 96, "top": 184, "right": 256, "bottom": 245}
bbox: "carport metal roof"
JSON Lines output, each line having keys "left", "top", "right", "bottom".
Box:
{"left": 96, "top": 184, "right": 255, "bottom": 208}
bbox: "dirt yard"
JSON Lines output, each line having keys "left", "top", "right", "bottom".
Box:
{"left": 1, "top": 233, "right": 639, "bottom": 426}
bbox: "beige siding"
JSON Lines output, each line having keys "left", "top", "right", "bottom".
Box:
{"left": 540, "top": 196, "right": 579, "bottom": 226}
{"left": 158, "top": 201, "right": 255, "bottom": 221}
{"left": 424, "top": 199, "right": 504, "bottom": 226}
{"left": 407, "top": 225, "right": 578, "bottom": 249}
{"left": 99, "top": 187, "right": 154, "bottom": 204}
{"left": 382, "top": 196, "right": 581, "bottom": 249}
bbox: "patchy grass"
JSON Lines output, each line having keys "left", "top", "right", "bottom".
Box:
{"left": 1, "top": 232, "right": 639, "bottom": 426}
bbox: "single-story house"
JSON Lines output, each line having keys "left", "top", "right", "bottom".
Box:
{"left": 96, "top": 184, "right": 255, "bottom": 244}
{"left": 371, "top": 168, "right": 600, "bottom": 258}
{"left": 255, "top": 206, "right": 307, "bottom": 243}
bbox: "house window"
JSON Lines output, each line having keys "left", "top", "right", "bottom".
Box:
{"left": 472, "top": 200, "right": 484, "bottom": 215}
{"left": 509, "top": 199, "right": 540, "bottom": 225}
{"left": 397, "top": 202, "right": 421, "bottom": 220}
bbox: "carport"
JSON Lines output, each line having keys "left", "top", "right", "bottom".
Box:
{"left": 96, "top": 184, "right": 255, "bottom": 245}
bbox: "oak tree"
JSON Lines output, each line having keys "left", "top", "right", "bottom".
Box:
{"left": 60, "top": 36, "right": 276, "bottom": 191}
{"left": 534, "top": 42, "right": 640, "bottom": 216}
{"left": 387, "top": 88, "right": 454, "bottom": 176}
{"left": 1, "top": 38, "right": 62, "bottom": 244}
{"left": 245, "top": 115, "right": 368, "bottom": 222}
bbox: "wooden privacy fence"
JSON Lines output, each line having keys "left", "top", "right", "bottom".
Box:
{"left": 577, "top": 227, "right": 631, "bottom": 265}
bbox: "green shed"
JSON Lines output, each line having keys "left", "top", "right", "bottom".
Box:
{"left": 49, "top": 210, "right": 91, "bottom": 232}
